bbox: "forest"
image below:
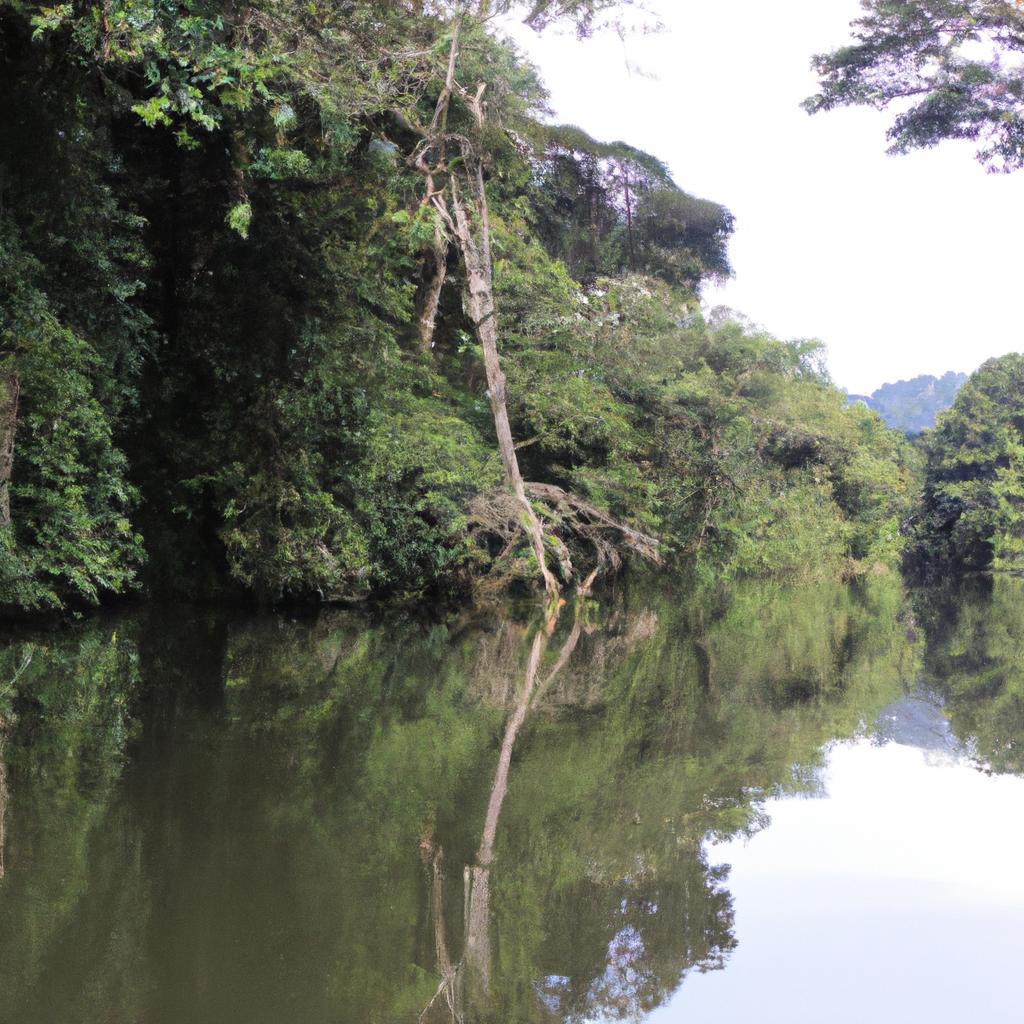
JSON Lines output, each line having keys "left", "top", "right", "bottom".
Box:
{"left": 4, "top": 3, "right": 1024, "bottom": 1021}
{"left": 0, "top": 0, "right": 924, "bottom": 613}
{"left": 0, "top": 0, "right": 1021, "bottom": 615}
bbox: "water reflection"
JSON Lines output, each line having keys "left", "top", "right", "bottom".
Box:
{"left": 0, "top": 574, "right": 964, "bottom": 1023}
{"left": 666, "top": 735, "right": 1024, "bottom": 1022}
{"left": 916, "top": 575, "right": 1024, "bottom": 773}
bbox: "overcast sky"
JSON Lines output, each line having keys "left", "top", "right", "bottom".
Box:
{"left": 505, "top": 0, "right": 1024, "bottom": 394}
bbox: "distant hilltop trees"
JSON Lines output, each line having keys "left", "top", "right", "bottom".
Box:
{"left": 848, "top": 372, "right": 967, "bottom": 435}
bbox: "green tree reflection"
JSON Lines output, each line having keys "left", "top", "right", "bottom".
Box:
{"left": 918, "top": 576, "right": 1024, "bottom": 775}
{"left": 0, "top": 577, "right": 919, "bottom": 1023}
{"left": 0, "top": 618, "right": 143, "bottom": 1022}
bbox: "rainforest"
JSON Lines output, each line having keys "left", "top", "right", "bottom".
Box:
{"left": 4, "top": 2, "right": 1024, "bottom": 1023}
{"left": 0, "top": 0, "right": 928, "bottom": 611}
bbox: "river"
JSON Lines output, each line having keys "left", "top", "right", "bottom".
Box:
{"left": 0, "top": 574, "right": 1021, "bottom": 1022}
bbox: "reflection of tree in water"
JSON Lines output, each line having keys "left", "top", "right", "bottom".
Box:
{"left": 420, "top": 591, "right": 601, "bottom": 1022}
{"left": 416, "top": 577, "right": 912, "bottom": 1022}
{"left": 0, "top": 644, "right": 35, "bottom": 880}
{"left": 0, "top": 622, "right": 145, "bottom": 1022}
{"left": 916, "top": 575, "right": 1024, "bottom": 775}
{"left": 0, "top": 575, "right": 917, "bottom": 1024}
{"left": 535, "top": 854, "right": 735, "bottom": 1023}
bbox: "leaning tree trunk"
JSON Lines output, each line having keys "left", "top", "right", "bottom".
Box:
{"left": 0, "top": 369, "right": 19, "bottom": 530}
{"left": 409, "top": 8, "right": 658, "bottom": 598}
{"left": 449, "top": 172, "right": 560, "bottom": 599}
{"left": 410, "top": 14, "right": 560, "bottom": 599}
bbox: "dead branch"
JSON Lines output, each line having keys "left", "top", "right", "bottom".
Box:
{"left": 526, "top": 482, "right": 661, "bottom": 566}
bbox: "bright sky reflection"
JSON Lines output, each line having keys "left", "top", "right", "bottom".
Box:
{"left": 650, "top": 713, "right": 1024, "bottom": 1023}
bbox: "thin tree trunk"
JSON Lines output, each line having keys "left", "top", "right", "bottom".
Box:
{"left": 621, "top": 162, "right": 635, "bottom": 271}
{"left": 415, "top": 226, "right": 448, "bottom": 352}
{"left": 410, "top": 14, "right": 560, "bottom": 599}
{"left": 0, "top": 370, "right": 19, "bottom": 530}
{"left": 450, "top": 174, "right": 560, "bottom": 599}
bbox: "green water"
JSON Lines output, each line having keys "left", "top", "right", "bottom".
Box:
{"left": 0, "top": 575, "right": 1021, "bottom": 1023}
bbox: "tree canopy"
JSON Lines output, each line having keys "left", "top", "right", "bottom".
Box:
{"left": 805, "top": 0, "right": 1024, "bottom": 171}
{"left": 910, "top": 352, "right": 1024, "bottom": 573}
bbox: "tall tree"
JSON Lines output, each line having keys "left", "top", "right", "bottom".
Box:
{"left": 805, "top": 0, "right": 1024, "bottom": 171}
{"left": 534, "top": 126, "right": 733, "bottom": 286}
{"left": 413, "top": 10, "right": 564, "bottom": 597}
{"left": 409, "top": 4, "right": 662, "bottom": 598}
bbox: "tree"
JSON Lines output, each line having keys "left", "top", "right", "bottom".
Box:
{"left": 916, "top": 575, "right": 1024, "bottom": 774}
{"left": 805, "top": 0, "right": 1024, "bottom": 171}
{"left": 533, "top": 126, "right": 734, "bottom": 286}
{"left": 910, "top": 353, "right": 1024, "bottom": 573}
{"left": 0, "top": 0, "right": 917, "bottom": 611}
{"left": 407, "top": 5, "right": 663, "bottom": 599}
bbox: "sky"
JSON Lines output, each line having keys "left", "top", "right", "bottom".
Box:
{"left": 504, "top": 0, "right": 1024, "bottom": 395}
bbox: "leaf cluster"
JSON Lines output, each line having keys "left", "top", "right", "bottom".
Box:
{"left": 806, "top": 0, "right": 1024, "bottom": 171}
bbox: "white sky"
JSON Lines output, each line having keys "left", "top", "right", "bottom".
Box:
{"left": 505, "top": 1, "right": 1024, "bottom": 394}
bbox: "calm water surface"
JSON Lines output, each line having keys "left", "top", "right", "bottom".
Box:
{"left": 0, "top": 575, "right": 1021, "bottom": 1023}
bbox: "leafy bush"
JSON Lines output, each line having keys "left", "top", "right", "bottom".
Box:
{"left": 0, "top": 230, "right": 143, "bottom": 609}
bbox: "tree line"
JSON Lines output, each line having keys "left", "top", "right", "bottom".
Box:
{"left": 0, "top": 0, "right": 1017, "bottom": 612}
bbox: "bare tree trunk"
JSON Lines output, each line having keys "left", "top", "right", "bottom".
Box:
{"left": 415, "top": 226, "right": 448, "bottom": 352}
{"left": 411, "top": 15, "right": 560, "bottom": 599}
{"left": 450, "top": 172, "right": 560, "bottom": 599}
{"left": 0, "top": 370, "right": 19, "bottom": 530}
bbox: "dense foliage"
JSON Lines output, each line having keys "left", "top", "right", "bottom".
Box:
{"left": 909, "top": 353, "right": 1024, "bottom": 574}
{"left": 806, "top": 0, "right": 1024, "bottom": 171}
{"left": 849, "top": 371, "right": 966, "bottom": 435}
{"left": 0, "top": 0, "right": 917, "bottom": 611}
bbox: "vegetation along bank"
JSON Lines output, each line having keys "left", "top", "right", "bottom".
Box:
{"left": 0, "top": 1, "right": 935, "bottom": 613}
